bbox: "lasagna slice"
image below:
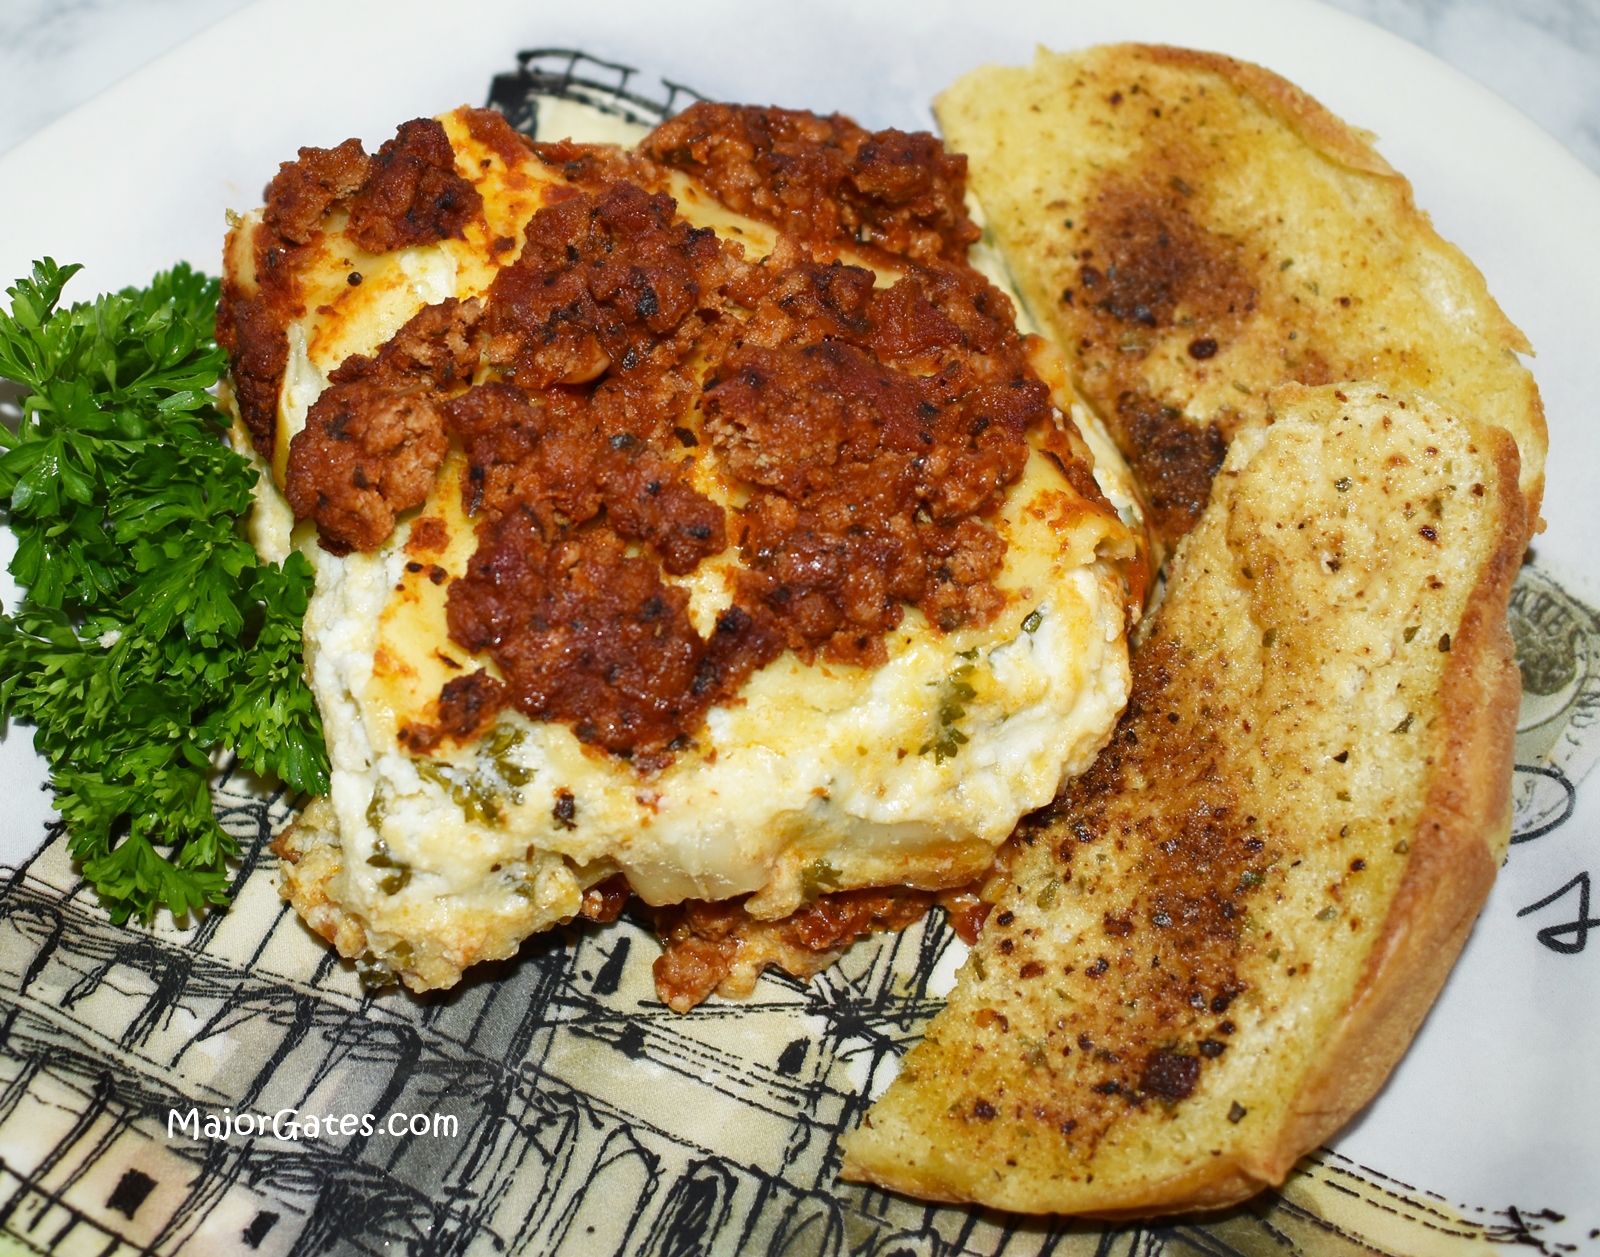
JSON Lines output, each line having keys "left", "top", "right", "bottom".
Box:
{"left": 219, "top": 101, "right": 1148, "bottom": 996}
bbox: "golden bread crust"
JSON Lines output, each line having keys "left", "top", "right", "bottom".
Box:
{"left": 1136, "top": 44, "right": 1535, "bottom": 372}
{"left": 841, "top": 383, "right": 1524, "bottom": 1214}
{"left": 936, "top": 44, "right": 1547, "bottom": 544}
{"left": 1262, "top": 416, "right": 1524, "bottom": 1179}
{"left": 1137, "top": 45, "right": 1396, "bottom": 179}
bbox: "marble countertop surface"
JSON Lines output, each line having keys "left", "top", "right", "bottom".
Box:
{"left": 3, "top": 0, "right": 1599, "bottom": 174}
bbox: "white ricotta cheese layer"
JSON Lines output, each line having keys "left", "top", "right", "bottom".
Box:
{"left": 306, "top": 493, "right": 1131, "bottom": 915}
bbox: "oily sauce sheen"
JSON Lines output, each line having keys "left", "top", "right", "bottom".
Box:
{"left": 267, "top": 107, "right": 1077, "bottom": 765}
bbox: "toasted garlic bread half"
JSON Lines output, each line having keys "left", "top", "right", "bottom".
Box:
{"left": 936, "top": 45, "right": 1546, "bottom": 548}
{"left": 841, "top": 381, "right": 1525, "bottom": 1215}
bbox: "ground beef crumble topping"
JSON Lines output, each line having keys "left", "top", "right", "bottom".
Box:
{"left": 217, "top": 117, "right": 483, "bottom": 458}
{"left": 642, "top": 102, "right": 981, "bottom": 263}
{"left": 252, "top": 106, "right": 1106, "bottom": 765}
{"left": 286, "top": 297, "right": 480, "bottom": 554}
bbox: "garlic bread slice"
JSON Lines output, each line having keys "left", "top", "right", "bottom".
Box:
{"left": 936, "top": 45, "right": 1546, "bottom": 547}
{"left": 842, "top": 381, "right": 1524, "bottom": 1214}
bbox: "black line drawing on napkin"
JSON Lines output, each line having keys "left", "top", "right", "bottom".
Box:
{"left": 0, "top": 781, "right": 1584, "bottom": 1256}
{"left": 1510, "top": 563, "right": 1600, "bottom": 840}
{"left": 487, "top": 48, "right": 698, "bottom": 138}
{"left": 1518, "top": 871, "right": 1600, "bottom": 954}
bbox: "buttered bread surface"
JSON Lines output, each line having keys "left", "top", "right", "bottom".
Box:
{"left": 843, "top": 382, "right": 1525, "bottom": 1214}
{"left": 937, "top": 44, "right": 1547, "bottom": 550}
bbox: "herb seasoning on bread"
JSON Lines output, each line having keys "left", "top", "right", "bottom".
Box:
{"left": 844, "top": 42, "right": 1546, "bottom": 1214}
{"left": 935, "top": 45, "right": 1547, "bottom": 549}
{"left": 844, "top": 381, "right": 1526, "bottom": 1213}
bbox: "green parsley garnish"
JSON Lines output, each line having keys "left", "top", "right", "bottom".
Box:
{"left": 919, "top": 659, "right": 978, "bottom": 764}
{"left": 0, "top": 258, "right": 328, "bottom": 924}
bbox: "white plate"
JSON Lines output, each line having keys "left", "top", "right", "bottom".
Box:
{"left": 0, "top": 0, "right": 1597, "bottom": 1250}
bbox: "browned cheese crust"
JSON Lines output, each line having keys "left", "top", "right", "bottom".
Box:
{"left": 273, "top": 805, "right": 988, "bottom": 1009}
{"left": 218, "top": 118, "right": 483, "bottom": 460}
{"left": 935, "top": 44, "right": 1546, "bottom": 550}
{"left": 840, "top": 382, "right": 1525, "bottom": 1215}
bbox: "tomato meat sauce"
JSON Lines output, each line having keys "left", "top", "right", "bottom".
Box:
{"left": 273, "top": 106, "right": 1084, "bottom": 767}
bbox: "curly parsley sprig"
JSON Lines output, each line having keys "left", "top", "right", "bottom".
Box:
{"left": 0, "top": 258, "right": 328, "bottom": 924}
